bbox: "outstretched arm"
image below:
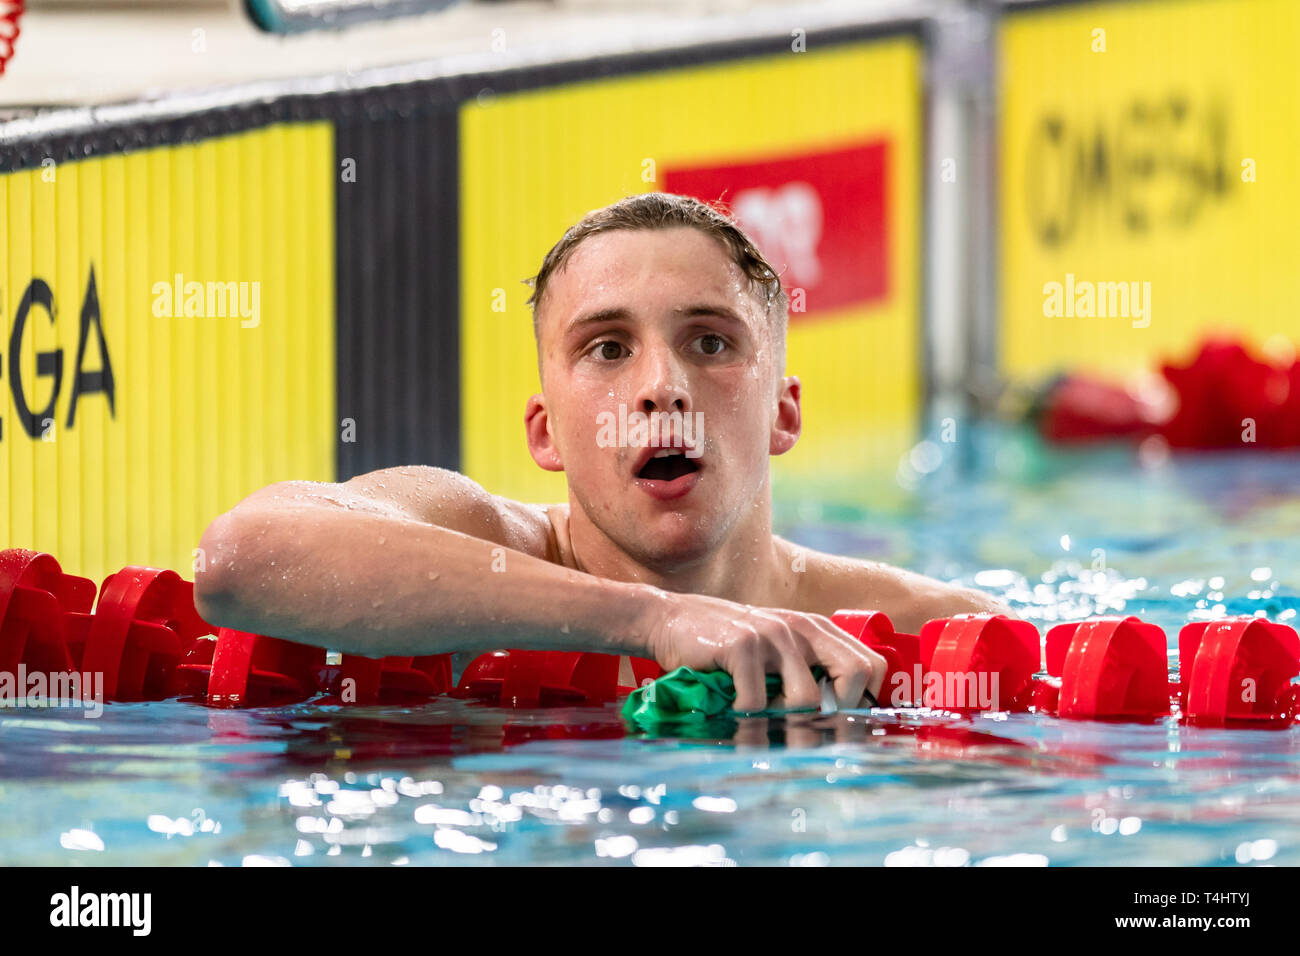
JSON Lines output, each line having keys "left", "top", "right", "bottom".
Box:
{"left": 192, "top": 467, "right": 889, "bottom": 710}
{"left": 193, "top": 466, "right": 641, "bottom": 657}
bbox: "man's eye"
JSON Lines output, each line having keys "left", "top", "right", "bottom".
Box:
{"left": 590, "top": 340, "right": 626, "bottom": 361}
{"left": 696, "top": 334, "right": 726, "bottom": 356}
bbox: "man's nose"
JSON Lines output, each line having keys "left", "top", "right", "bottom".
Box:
{"left": 634, "top": 345, "right": 691, "bottom": 414}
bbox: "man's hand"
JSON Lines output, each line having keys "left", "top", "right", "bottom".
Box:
{"left": 636, "top": 590, "right": 887, "bottom": 712}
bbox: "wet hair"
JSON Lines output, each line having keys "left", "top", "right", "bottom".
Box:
{"left": 523, "top": 192, "right": 789, "bottom": 345}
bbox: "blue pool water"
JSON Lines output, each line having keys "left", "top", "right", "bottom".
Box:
{"left": 3, "top": 425, "right": 1299, "bottom": 866}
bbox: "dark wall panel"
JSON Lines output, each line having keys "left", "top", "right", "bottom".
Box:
{"left": 334, "top": 99, "right": 461, "bottom": 480}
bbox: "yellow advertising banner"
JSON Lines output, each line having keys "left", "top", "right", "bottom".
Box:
{"left": 999, "top": 0, "right": 1300, "bottom": 380}
{"left": 1, "top": 123, "right": 336, "bottom": 584}
{"left": 460, "top": 36, "right": 923, "bottom": 505}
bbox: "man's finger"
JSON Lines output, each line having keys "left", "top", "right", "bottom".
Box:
{"left": 730, "top": 644, "right": 768, "bottom": 713}
{"left": 833, "top": 665, "right": 869, "bottom": 711}
{"left": 861, "top": 647, "right": 887, "bottom": 700}
{"left": 771, "top": 641, "right": 822, "bottom": 710}
{"left": 790, "top": 614, "right": 874, "bottom": 708}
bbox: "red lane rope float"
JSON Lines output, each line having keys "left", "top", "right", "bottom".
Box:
{"left": 6, "top": 549, "right": 1300, "bottom": 724}
{"left": 1043, "top": 616, "right": 1171, "bottom": 720}
{"left": 1179, "top": 618, "right": 1300, "bottom": 726}
{"left": 455, "top": 649, "right": 662, "bottom": 707}
{"left": 76, "top": 567, "right": 214, "bottom": 700}
{"left": 333, "top": 653, "right": 453, "bottom": 704}
{"left": 919, "top": 614, "right": 1042, "bottom": 711}
{"left": 190, "top": 628, "right": 325, "bottom": 707}
{"left": 830, "top": 609, "right": 921, "bottom": 705}
{"left": 0, "top": 549, "right": 95, "bottom": 677}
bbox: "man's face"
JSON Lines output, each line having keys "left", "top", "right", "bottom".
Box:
{"left": 525, "top": 227, "right": 801, "bottom": 570}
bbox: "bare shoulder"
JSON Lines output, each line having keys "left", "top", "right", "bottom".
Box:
{"left": 781, "top": 539, "right": 1011, "bottom": 634}
{"left": 338, "top": 465, "right": 560, "bottom": 561}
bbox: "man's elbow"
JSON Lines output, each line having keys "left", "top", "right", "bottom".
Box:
{"left": 193, "top": 511, "right": 255, "bottom": 629}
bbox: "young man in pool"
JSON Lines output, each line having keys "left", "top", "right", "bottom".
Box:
{"left": 194, "top": 192, "right": 1009, "bottom": 712}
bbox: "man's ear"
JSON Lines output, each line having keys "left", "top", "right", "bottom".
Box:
{"left": 769, "top": 375, "right": 802, "bottom": 456}
{"left": 525, "top": 393, "right": 565, "bottom": 472}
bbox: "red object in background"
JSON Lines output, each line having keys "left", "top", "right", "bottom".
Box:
{"left": 1044, "top": 617, "right": 1170, "bottom": 719}
{"left": 1178, "top": 618, "right": 1300, "bottom": 726}
{"left": 0, "top": 2, "right": 22, "bottom": 75}
{"left": 830, "top": 609, "right": 921, "bottom": 705}
{"left": 663, "top": 140, "right": 890, "bottom": 320}
{"left": 1039, "top": 336, "right": 1300, "bottom": 448}
{"left": 456, "top": 650, "right": 662, "bottom": 707}
{"left": 1039, "top": 376, "right": 1159, "bottom": 442}
{"left": 1160, "top": 338, "right": 1300, "bottom": 448}
{"left": 918, "top": 614, "right": 1042, "bottom": 711}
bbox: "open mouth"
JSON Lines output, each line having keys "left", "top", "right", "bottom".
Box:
{"left": 635, "top": 449, "right": 701, "bottom": 482}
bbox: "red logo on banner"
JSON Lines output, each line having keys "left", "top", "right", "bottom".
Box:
{"left": 0, "top": 1, "right": 23, "bottom": 75}
{"left": 663, "top": 140, "right": 890, "bottom": 321}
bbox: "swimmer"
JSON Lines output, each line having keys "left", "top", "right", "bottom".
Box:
{"left": 194, "top": 192, "right": 1010, "bottom": 712}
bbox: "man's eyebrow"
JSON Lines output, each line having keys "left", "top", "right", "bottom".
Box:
{"left": 563, "top": 303, "right": 749, "bottom": 334}
{"left": 563, "top": 307, "right": 633, "bottom": 333}
{"left": 673, "top": 303, "right": 749, "bottom": 325}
